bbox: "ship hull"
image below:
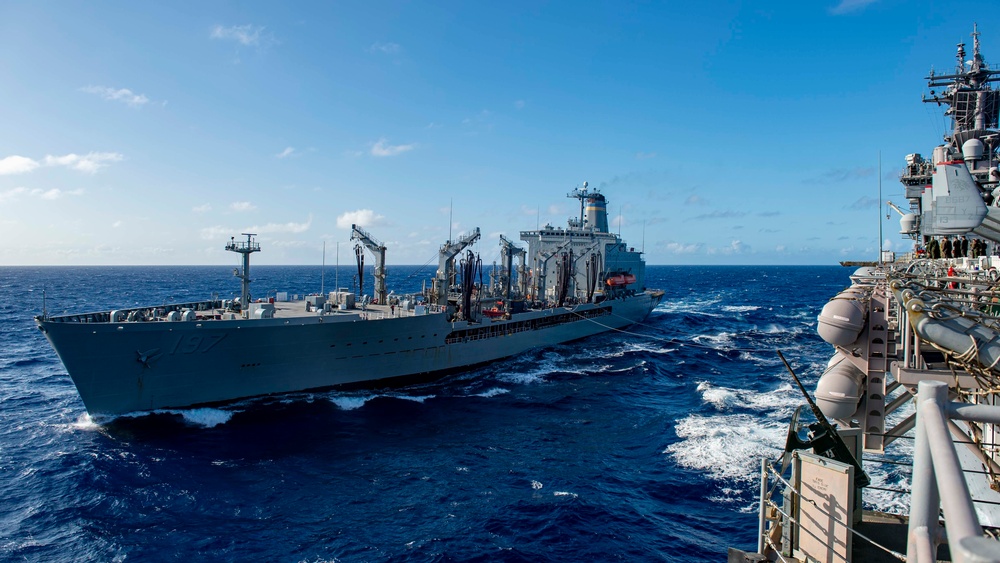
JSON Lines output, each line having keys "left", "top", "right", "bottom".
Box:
{"left": 37, "top": 292, "right": 663, "bottom": 415}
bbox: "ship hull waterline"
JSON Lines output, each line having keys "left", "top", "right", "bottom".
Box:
{"left": 37, "top": 293, "right": 663, "bottom": 416}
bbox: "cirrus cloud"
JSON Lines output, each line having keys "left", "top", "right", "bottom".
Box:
{"left": 80, "top": 85, "right": 150, "bottom": 107}
{"left": 211, "top": 24, "right": 266, "bottom": 46}
{"left": 248, "top": 215, "right": 313, "bottom": 234}
{"left": 230, "top": 201, "right": 257, "bottom": 212}
{"left": 0, "top": 186, "right": 84, "bottom": 202}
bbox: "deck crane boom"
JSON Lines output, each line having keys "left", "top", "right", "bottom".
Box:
{"left": 498, "top": 234, "right": 525, "bottom": 301}
{"left": 885, "top": 200, "right": 908, "bottom": 217}
{"left": 350, "top": 224, "right": 388, "bottom": 304}
{"left": 433, "top": 227, "right": 481, "bottom": 305}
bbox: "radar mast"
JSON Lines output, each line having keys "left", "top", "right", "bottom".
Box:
{"left": 226, "top": 233, "right": 260, "bottom": 315}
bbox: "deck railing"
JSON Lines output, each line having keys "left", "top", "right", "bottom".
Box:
{"left": 907, "top": 380, "right": 1000, "bottom": 562}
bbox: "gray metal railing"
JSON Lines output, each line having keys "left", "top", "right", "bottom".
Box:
{"left": 907, "top": 380, "right": 1000, "bottom": 562}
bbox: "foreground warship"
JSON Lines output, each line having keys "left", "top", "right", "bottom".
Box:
{"left": 35, "top": 185, "right": 663, "bottom": 416}
{"left": 731, "top": 26, "right": 1000, "bottom": 562}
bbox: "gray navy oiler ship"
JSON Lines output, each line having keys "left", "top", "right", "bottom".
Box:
{"left": 35, "top": 184, "right": 663, "bottom": 416}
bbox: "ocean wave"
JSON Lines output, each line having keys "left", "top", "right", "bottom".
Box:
{"left": 721, "top": 305, "right": 761, "bottom": 313}
{"left": 692, "top": 332, "right": 735, "bottom": 346}
{"left": 167, "top": 408, "right": 234, "bottom": 428}
{"left": 326, "top": 395, "right": 372, "bottom": 410}
{"left": 66, "top": 413, "right": 101, "bottom": 432}
{"left": 696, "top": 381, "right": 797, "bottom": 414}
{"left": 666, "top": 413, "right": 786, "bottom": 484}
{"left": 655, "top": 297, "right": 722, "bottom": 314}
{"left": 473, "top": 387, "right": 510, "bottom": 398}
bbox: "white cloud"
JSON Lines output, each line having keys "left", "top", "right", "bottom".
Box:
{"left": 230, "top": 201, "right": 256, "bottom": 212}
{"left": 830, "top": 0, "right": 878, "bottom": 14}
{"left": 80, "top": 85, "right": 150, "bottom": 107}
{"left": 708, "top": 240, "right": 751, "bottom": 255}
{"left": 249, "top": 215, "right": 312, "bottom": 234}
{"left": 336, "top": 209, "right": 385, "bottom": 229}
{"left": 112, "top": 221, "right": 122, "bottom": 228}
{"left": 211, "top": 24, "right": 266, "bottom": 46}
{"left": 635, "top": 151, "right": 656, "bottom": 160}
{"left": 0, "top": 187, "right": 29, "bottom": 202}
{"left": 276, "top": 146, "right": 296, "bottom": 159}
{"left": 462, "top": 110, "right": 493, "bottom": 134}
{"left": 514, "top": 100, "right": 525, "bottom": 110}
{"left": 370, "top": 138, "right": 415, "bottom": 157}
{"left": 200, "top": 225, "right": 230, "bottom": 240}
{"left": 40, "top": 188, "right": 84, "bottom": 200}
{"left": 665, "top": 242, "right": 703, "bottom": 254}
{"left": 685, "top": 195, "right": 705, "bottom": 205}
{"left": 0, "top": 186, "right": 83, "bottom": 202}
{"left": 0, "top": 155, "right": 40, "bottom": 175}
{"left": 43, "top": 152, "right": 123, "bottom": 173}
{"left": 193, "top": 203, "right": 212, "bottom": 213}
{"left": 369, "top": 41, "right": 401, "bottom": 54}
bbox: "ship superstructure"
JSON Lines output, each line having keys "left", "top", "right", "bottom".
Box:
{"left": 897, "top": 24, "right": 1000, "bottom": 242}
{"left": 35, "top": 186, "right": 663, "bottom": 416}
{"left": 732, "top": 26, "right": 1000, "bottom": 563}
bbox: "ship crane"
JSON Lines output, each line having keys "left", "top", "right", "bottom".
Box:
{"left": 433, "top": 227, "right": 481, "bottom": 305}
{"left": 532, "top": 239, "right": 572, "bottom": 302}
{"left": 498, "top": 234, "right": 525, "bottom": 301}
{"left": 886, "top": 200, "right": 921, "bottom": 236}
{"left": 886, "top": 200, "right": 907, "bottom": 218}
{"left": 572, "top": 240, "right": 604, "bottom": 301}
{"left": 350, "top": 224, "right": 388, "bottom": 304}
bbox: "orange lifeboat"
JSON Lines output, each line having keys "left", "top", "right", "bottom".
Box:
{"left": 605, "top": 274, "right": 636, "bottom": 287}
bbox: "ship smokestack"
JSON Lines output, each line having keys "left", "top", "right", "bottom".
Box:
{"left": 585, "top": 193, "right": 609, "bottom": 233}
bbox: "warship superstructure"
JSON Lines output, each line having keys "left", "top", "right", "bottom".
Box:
{"left": 35, "top": 185, "right": 663, "bottom": 416}
{"left": 731, "top": 26, "right": 1000, "bottom": 562}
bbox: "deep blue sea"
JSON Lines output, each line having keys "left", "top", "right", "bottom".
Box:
{"left": 0, "top": 265, "right": 859, "bottom": 562}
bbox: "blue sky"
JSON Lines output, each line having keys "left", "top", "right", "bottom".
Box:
{"left": 0, "top": 1, "right": 993, "bottom": 266}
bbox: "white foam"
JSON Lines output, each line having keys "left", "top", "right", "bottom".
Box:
{"left": 655, "top": 297, "right": 723, "bottom": 316}
{"left": 328, "top": 395, "right": 371, "bottom": 410}
{"left": 497, "top": 371, "right": 547, "bottom": 385}
{"left": 738, "top": 351, "right": 773, "bottom": 365}
{"left": 722, "top": 305, "right": 761, "bottom": 313}
{"left": 174, "top": 408, "right": 233, "bottom": 428}
{"left": 67, "top": 413, "right": 101, "bottom": 432}
{"left": 693, "top": 332, "right": 736, "bottom": 346}
{"left": 696, "top": 381, "right": 798, "bottom": 414}
{"left": 666, "top": 413, "right": 786, "bottom": 483}
{"left": 554, "top": 491, "right": 578, "bottom": 498}
{"left": 474, "top": 387, "right": 510, "bottom": 398}
{"left": 531, "top": 480, "right": 543, "bottom": 490}
{"left": 622, "top": 341, "right": 676, "bottom": 355}
{"left": 392, "top": 394, "right": 436, "bottom": 403}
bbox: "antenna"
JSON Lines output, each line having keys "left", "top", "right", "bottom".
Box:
{"left": 642, "top": 220, "right": 645, "bottom": 253}
{"left": 878, "top": 151, "right": 883, "bottom": 264}
{"left": 449, "top": 198, "right": 453, "bottom": 243}
{"left": 335, "top": 242, "right": 340, "bottom": 291}
{"left": 321, "top": 241, "right": 326, "bottom": 294}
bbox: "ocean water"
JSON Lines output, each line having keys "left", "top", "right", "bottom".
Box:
{"left": 0, "top": 264, "right": 857, "bottom": 562}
